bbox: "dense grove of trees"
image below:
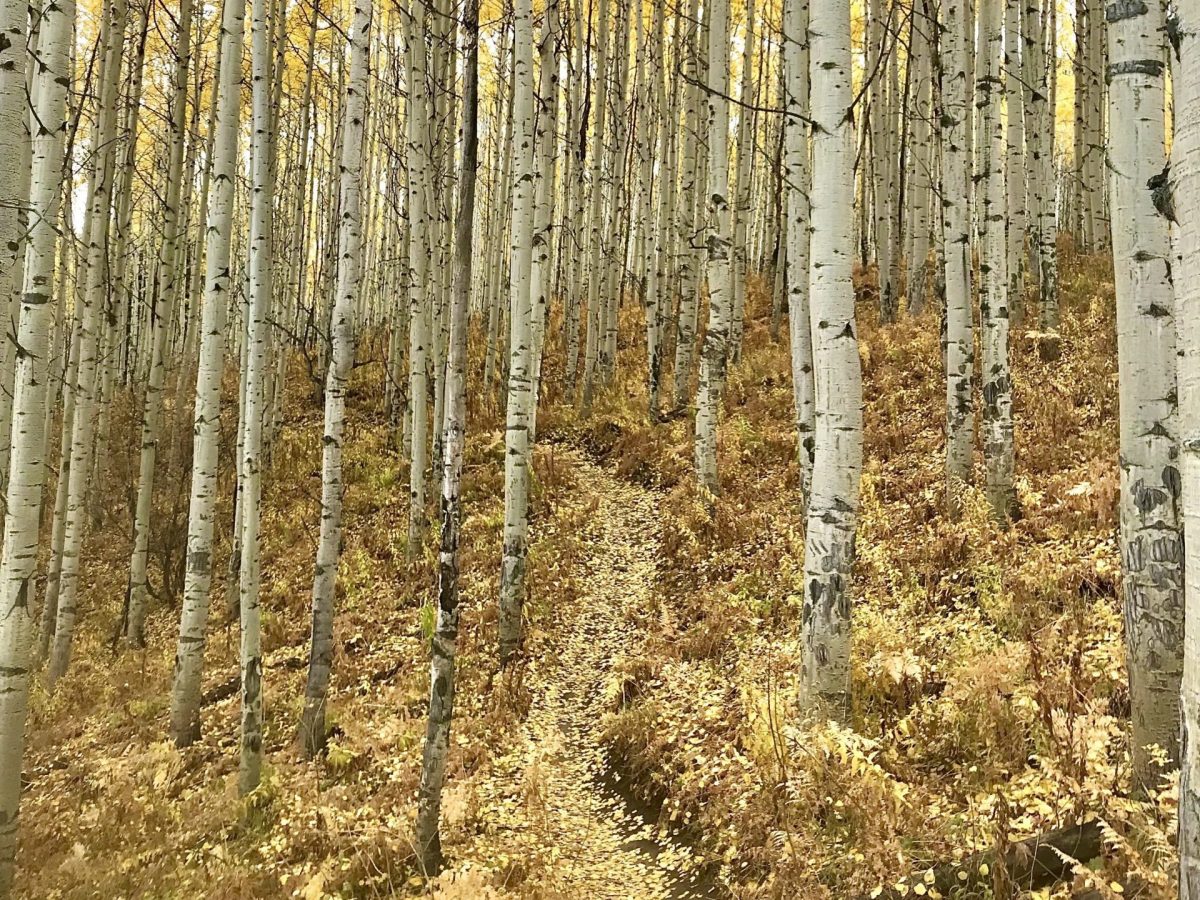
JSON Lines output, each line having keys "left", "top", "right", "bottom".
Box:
{"left": 0, "top": 0, "right": 1196, "bottom": 892}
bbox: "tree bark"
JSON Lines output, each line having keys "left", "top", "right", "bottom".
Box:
{"left": 800, "top": 0, "right": 863, "bottom": 718}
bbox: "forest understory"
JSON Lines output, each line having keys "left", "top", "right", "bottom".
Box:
{"left": 12, "top": 256, "right": 1174, "bottom": 899}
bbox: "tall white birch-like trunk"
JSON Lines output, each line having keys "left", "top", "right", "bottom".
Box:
{"left": 528, "top": 0, "right": 560, "bottom": 437}
{"left": 404, "top": 1, "right": 431, "bottom": 561}
{"left": 581, "top": 0, "right": 611, "bottom": 415}
{"left": 299, "top": 0, "right": 370, "bottom": 756}
{"left": 125, "top": 0, "right": 194, "bottom": 647}
{"left": 978, "top": 0, "right": 1013, "bottom": 520}
{"left": 47, "top": 0, "right": 129, "bottom": 685}
{"left": 1108, "top": 0, "right": 1183, "bottom": 792}
{"left": 1175, "top": 1, "right": 1200, "bottom": 890}
{"left": 414, "top": 0, "right": 478, "bottom": 869}
{"left": 693, "top": 0, "right": 732, "bottom": 495}
{"left": 169, "top": 0, "right": 245, "bottom": 748}
{"left": 1004, "top": 0, "right": 1026, "bottom": 319}
{"left": 0, "top": 0, "right": 72, "bottom": 881}
{"left": 672, "top": 0, "right": 701, "bottom": 411}
{"left": 730, "top": 4, "right": 755, "bottom": 362}
{"left": 636, "top": 0, "right": 662, "bottom": 420}
{"left": 0, "top": 0, "right": 29, "bottom": 497}
{"left": 800, "top": 0, "right": 863, "bottom": 717}
{"left": 942, "top": 0, "right": 975, "bottom": 513}
{"left": 784, "top": 0, "right": 814, "bottom": 505}
{"left": 237, "top": 0, "right": 276, "bottom": 793}
{"left": 906, "top": 5, "right": 934, "bottom": 316}
{"left": 498, "top": 0, "right": 536, "bottom": 663}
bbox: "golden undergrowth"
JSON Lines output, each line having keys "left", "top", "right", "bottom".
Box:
{"left": 542, "top": 254, "right": 1175, "bottom": 898}
{"left": 14, "top": 247, "right": 1175, "bottom": 898}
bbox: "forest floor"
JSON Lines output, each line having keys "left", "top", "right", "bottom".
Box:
{"left": 12, "top": 249, "right": 1182, "bottom": 898}
{"left": 443, "top": 451, "right": 713, "bottom": 898}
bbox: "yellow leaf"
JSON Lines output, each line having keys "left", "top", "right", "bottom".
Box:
{"left": 301, "top": 871, "right": 325, "bottom": 900}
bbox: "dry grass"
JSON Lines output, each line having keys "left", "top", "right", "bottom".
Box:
{"left": 14, "top": 247, "right": 1174, "bottom": 898}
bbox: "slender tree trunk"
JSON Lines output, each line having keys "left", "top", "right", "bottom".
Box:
{"left": 47, "top": 0, "right": 130, "bottom": 685}
{"left": 1108, "top": 0, "right": 1183, "bottom": 793}
{"left": 236, "top": 0, "right": 276, "bottom": 793}
{"left": 1004, "top": 0, "right": 1026, "bottom": 321}
{"left": 800, "top": 0, "right": 863, "bottom": 718}
{"left": 126, "top": 0, "right": 195, "bottom": 647}
{"left": 1175, "top": 2, "right": 1200, "bottom": 891}
{"left": 528, "top": 0, "right": 560, "bottom": 437}
{"left": 404, "top": 0, "right": 432, "bottom": 561}
{"left": 414, "top": 0, "right": 478, "bottom": 869}
{"left": 581, "top": 0, "right": 611, "bottom": 416}
{"left": 0, "top": 0, "right": 72, "bottom": 881}
{"left": 169, "top": 0, "right": 245, "bottom": 748}
{"left": 693, "top": 0, "right": 732, "bottom": 495}
{"left": 498, "top": 0, "right": 536, "bottom": 663}
{"left": 784, "top": 0, "right": 814, "bottom": 506}
{"left": 672, "top": 0, "right": 701, "bottom": 410}
{"left": 942, "top": 0, "right": 975, "bottom": 514}
{"left": 978, "top": 0, "right": 1013, "bottom": 520}
{"left": 729, "top": 4, "right": 755, "bottom": 362}
{"left": 299, "top": 0, "right": 371, "bottom": 756}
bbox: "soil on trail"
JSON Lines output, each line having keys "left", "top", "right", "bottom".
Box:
{"left": 443, "top": 451, "right": 715, "bottom": 898}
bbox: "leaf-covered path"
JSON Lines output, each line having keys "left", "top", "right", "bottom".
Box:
{"left": 442, "top": 450, "right": 713, "bottom": 898}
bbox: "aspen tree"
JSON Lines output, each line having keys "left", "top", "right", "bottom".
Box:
{"left": 581, "top": 0, "right": 611, "bottom": 415}
{"left": 528, "top": 0, "right": 560, "bottom": 435}
{"left": 47, "top": 0, "right": 129, "bottom": 684}
{"left": 498, "top": 0, "right": 536, "bottom": 663}
{"left": 299, "top": 0, "right": 371, "bottom": 756}
{"left": 237, "top": 0, "right": 277, "bottom": 792}
{"left": 672, "top": 0, "right": 701, "bottom": 411}
{"left": 0, "top": 0, "right": 73, "bottom": 880}
{"left": 783, "top": 0, "right": 814, "bottom": 504}
{"left": 942, "top": 0, "right": 975, "bottom": 514}
{"left": 1175, "top": 1, "right": 1200, "bottom": 890}
{"left": 563, "top": 0, "right": 585, "bottom": 389}
{"left": 800, "top": 0, "right": 863, "bottom": 718}
{"left": 169, "top": 0, "right": 245, "bottom": 748}
{"left": 1004, "top": 0, "right": 1026, "bottom": 317}
{"left": 415, "top": 0, "right": 479, "bottom": 868}
{"left": 404, "top": 1, "right": 432, "bottom": 561}
{"left": 906, "top": 3, "right": 934, "bottom": 316}
{"left": 978, "top": 0, "right": 1013, "bottom": 520}
{"left": 693, "top": 0, "right": 732, "bottom": 495}
{"left": 730, "top": 4, "right": 755, "bottom": 362}
{"left": 636, "top": 0, "right": 662, "bottom": 419}
{"left": 1108, "top": 0, "right": 1183, "bottom": 791}
{"left": 126, "top": 0, "right": 195, "bottom": 647}
{"left": 0, "top": 0, "right": 29, "bottom": 502}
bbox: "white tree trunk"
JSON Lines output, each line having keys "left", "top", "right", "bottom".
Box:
{"left": 299, "top": 0, "right": 371, "bottom": 756}
{"left": 943, "top": 0, "right": 975, "bottom": 512}
{"left": 0, "top": 0, "right": 72, "bottom": 881}
{"left": 693, "top": 0, "right": 732, "bottom": 495}
{"left": 1174, "top": 1, "right": 1200, "bottom": 890}
{"left": 1108, "top": 0, "right": 1183, "bottom": 793}
{"left": 800, "top": 0, "right": 863, "bottom": 717}
{"left": 528, "top": 0, "right": 560, "bottom": 438}
{"left": 784, "top": 0, "right": 814, "bottom": 505}
{"left": 126, "top": 0, "right": 194, "bottom": 647}
{"left": 404, "top": 1, "right": 432, "bottom": 561}
{"left": 236, "top": 0, "right": 276, "bottom": 793}
{"left": 498, "top": 0, "right": 536, "bottom": 663}
{"left": 47, "top": 0, "right": 129, "bottom": 685}
{"left": 169, "top": 0, "right": 245, "bottom": 748}
{"left": 414, "top": 0, "right": 478, "bottom": 869}
{"left": 978, "top": 0, "right": 1013, "bottom": 519}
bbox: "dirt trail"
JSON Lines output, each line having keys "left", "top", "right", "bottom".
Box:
{"left": 444, "top": 451, "right": 714, "bottom": 898}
